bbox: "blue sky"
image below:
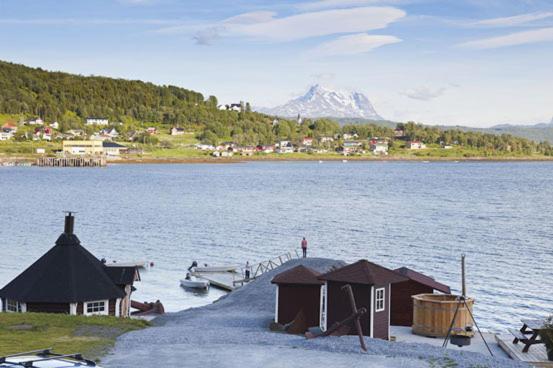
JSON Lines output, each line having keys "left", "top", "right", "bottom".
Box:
{"left": 1, "top": 0, "right": 552, "bottom": 126}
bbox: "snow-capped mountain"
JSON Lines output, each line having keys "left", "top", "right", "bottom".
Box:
{"left": 258, "top": 84, "right": 383, "bottom": 120}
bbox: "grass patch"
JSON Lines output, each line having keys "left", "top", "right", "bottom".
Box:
{"left": 0, "top": 141, "right": 61, "bottom": 156}
{"left": 0, "top": 313, "right": 149, "bottom": 361}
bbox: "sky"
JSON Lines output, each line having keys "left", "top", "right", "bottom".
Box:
{"left": 0, "top": 0, "right": 552, "bottom": 127}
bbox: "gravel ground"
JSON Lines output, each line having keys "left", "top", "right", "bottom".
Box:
{"left": 104, "top": 258, "right": 529, "bottom": 368}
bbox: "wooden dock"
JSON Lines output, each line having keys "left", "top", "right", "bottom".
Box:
{"left": 36, "top": 156, "right": 106, "bottom": 167}
{"left": 191, "top": 271, "right": 241, "bottom": 291}
{"left": 105, "top": 260, "right": 150, "bottom": 269}
{"left": 191, "top": 250, "right": 302, "bottom": 292}
{"left": 496, "top": 334, "right": 553, "bottom": 367}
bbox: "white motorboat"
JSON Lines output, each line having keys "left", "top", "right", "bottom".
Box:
{"left": 180, "top": 275, "right": 210, "bottom": 289}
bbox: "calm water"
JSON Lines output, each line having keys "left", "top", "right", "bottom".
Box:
{"left": 0, "top": 161, "right": 551, "bottom": 331}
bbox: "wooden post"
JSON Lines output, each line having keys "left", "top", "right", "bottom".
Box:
{"left": 461, "top": 254, "right": 466, "bottom": 297}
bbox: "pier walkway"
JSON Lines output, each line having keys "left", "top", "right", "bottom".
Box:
{"left": 36, "top": 155, "right": 106, "bottom": 167}
{"left": 193, "top": 250, "right": 302, "bottom": 291}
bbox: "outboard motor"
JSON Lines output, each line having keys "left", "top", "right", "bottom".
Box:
{"left": 188, "top": 261, "right": 198, "bottom": 271}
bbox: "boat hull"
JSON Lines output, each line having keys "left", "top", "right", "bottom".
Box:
{"left": 180, "top": 279, "right": 210, "bottom": 289}
{"left": 193, "top": 266, "right": 237, "bottom": 273}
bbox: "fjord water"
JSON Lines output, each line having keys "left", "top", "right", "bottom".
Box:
{"left": 0, "top": 161, "right": 551, "bottom": 331}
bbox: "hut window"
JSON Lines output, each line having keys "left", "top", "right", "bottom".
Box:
{"left": 84, "top": 300, "right": 108, "bottom": 315}
{"left": 375, "top": 288, "right": 385, "bottom": 312}
{"left": 6, "top": 299, "right": 21, "bottom": 313}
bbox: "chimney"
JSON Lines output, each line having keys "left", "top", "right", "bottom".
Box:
{"left": 64, "top": 212, "right": 75, "bottom": 235}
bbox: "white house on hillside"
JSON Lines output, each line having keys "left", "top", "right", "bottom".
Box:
{"left": 86, "top": 117, "right": 109, "bottom": 126}
{"left": 407, "top": 141, "right": 427, "bottom": 150}
{"left": 370, "top": 140, "right": 389, "bottom": 155}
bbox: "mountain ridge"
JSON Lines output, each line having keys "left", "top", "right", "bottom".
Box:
{"left": 258, "top": 84, "right": 383, "bottom": 120}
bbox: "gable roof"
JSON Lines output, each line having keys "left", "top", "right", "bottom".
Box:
{"left": 0, "top": 216, "right": 125, "bottom": 303}
{"left": 271, "top": 265, "right": 323, "bottom": 285}
{"left": 319, "top": 260, "right": 408, "bottom": 286}
{"left": 394, "top": 267, "right": 451, "bottom": 294}
{"left": 104, "top": 266, "right": 140, "bottom": 286}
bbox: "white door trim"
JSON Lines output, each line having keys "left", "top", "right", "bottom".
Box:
{"left": 274, "top": 286, "right": 279, "bottom": 323}
{"left": 370, "top": 286, "right": 375, "bottom": 338}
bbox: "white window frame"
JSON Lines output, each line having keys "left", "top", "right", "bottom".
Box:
{"left": 6, "top": 299, "right": 21, "bottom": 313}
{"left": 84, "top": 300, "right": 109, "bottom": 316}
{"left": 375, "top": 288, "right": 385, "bottom": 312}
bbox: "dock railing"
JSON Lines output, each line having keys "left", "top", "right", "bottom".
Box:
{"left": 233, "top": 249, "right": 301, "bottom": 287}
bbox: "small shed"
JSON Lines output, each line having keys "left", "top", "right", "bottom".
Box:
{"left": 271, "top": 265, "right": 323, "bottom": 330}
{"left": 391, "top": 267, "right": 451, "bottom": 327}
{"left": 0, "top": 213, "right": 138, "bottom": 317}
{"left": 318, "top": 260, "right": 407, "bottom": 340}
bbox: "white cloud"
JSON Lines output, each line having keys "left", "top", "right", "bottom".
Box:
{"left": 459, "top": 27, "right": 553, "bottom": 49}
{"left": 296, "top": 0, "right": 405, "bottom": 11}
{"left": 476, "top": 11, "right": 553, "bottom": 27}
{"left": 225, "top": 11, "right": 276, "bottom": 25}
{"left": 193, "top": 27, "right": 223, "bottom": 45}
{"left": 0, "top": 18, "right": 177, "bottom": 26}
{"left": 166, "top": 6, "right": 405, "bottom": 43}
{"left": 401, "top": 86, "right": 448, "bottom": 101}
{"left": 307, "top": 33, "right": 401, "bottom": 56}
{"left": 225, "top": 7, "right": 405, "bottom": 42}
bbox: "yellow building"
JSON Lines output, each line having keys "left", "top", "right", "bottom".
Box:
{"left": 62, "top": 140, "right": 103, "bottom": 155}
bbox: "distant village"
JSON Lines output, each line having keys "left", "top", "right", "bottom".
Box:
{"left": 0, "top": 115, "right": 441, "bottom": 160}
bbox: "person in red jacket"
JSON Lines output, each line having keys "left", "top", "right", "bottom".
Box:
{"left": 301, "top": 237, "right": 308, "bottom": 258}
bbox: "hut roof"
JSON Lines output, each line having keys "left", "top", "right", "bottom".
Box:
{"left": 105, "top": 266, "right": 140, "bottom": 286}
{"left": 271, "top": 265, "right": 323, "bottom": 285}
{"left": 394, "top": 267, "right": 451, "bottom": 294}
{"left": 319, "top": 260, "right": 407, "bottom": 286}
{"left": 0, "top": 215, "right": 125, "bottom": 303}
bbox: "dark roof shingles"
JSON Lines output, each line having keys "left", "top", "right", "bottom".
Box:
{"left": 0, "top": 233, "right": 125, "bottom": 303}
{"left": 104, "top": 266, "right": 139, "bottom": 285}
{"left": 319, "top": 260, "right": 408, "bottom": 286}
{"left": 271, "top": 265, "right": 323, "bottom": 285}
{"left": 394, "top": 267, "right": 451, "bottom": 293}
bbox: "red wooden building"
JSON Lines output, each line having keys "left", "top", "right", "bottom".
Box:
{"left": 318, "top": 260, "right": 407, "bottom": 340}
{"left": 271, "top": 265, "right": 323, "bottom": 331}
{"left": 391, "top": 267, "right": 451, "bottom": 326}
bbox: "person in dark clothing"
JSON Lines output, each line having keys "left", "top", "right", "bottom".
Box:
{"left": 301, "top": 237, "right": 308, "bottom": 258}
{"left": 245, "top": 261, "right": 251, "bottom": 281}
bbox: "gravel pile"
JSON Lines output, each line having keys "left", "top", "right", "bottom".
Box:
{"left": 104, "top": 258, "right": 528, "bottom": 368}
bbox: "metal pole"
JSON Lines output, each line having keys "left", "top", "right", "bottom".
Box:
{"left": 442, "top": 298, "right": 462, "bottom": 348}
{"left": 464, "top": 299, "right": 494, "bottom": 357}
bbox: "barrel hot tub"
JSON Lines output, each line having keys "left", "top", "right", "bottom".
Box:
{"left": 412, "top": 294, "right": 475, "bottom": 338}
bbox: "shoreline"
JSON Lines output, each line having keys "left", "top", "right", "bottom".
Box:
{"left": 115, "top": 155, "right": 553, "bottom": 164}
{"left": 3, "top": 154, "right": 553, "bottom": 166}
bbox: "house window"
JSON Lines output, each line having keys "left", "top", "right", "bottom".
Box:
{"left": 6, "top": 299, "right": 21, "bottom": 313}
{"left": 375, "top": 288, "right": 385, "bottom": 312}
{"left": 84, "top": 300, "right": 107, "bottom": 316}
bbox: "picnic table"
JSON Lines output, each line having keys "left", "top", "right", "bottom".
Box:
{"left": 509, "top": 319, "right": 544, "bottom": 353}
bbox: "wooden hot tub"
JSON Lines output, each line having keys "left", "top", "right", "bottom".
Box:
{"left": 412, "top": 294, "right": 475, "bottom": 337}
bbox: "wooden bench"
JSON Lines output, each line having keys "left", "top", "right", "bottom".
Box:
{"left": 510, "top": 320, "right": 545, "bottom": 353}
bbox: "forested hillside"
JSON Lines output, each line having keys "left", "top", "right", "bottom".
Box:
{"left": 0, "top": 60, "right": 267, "bottom": 127}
